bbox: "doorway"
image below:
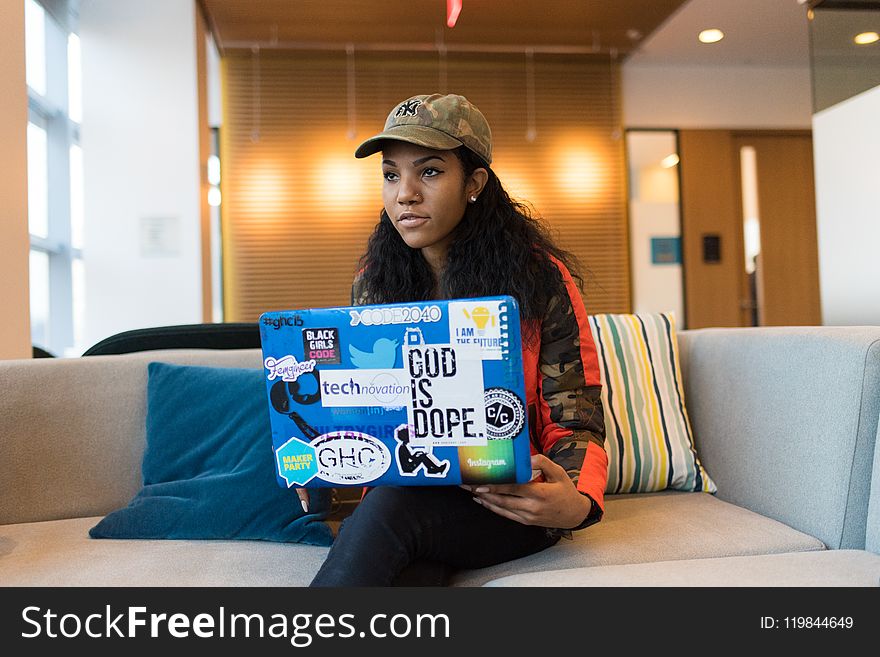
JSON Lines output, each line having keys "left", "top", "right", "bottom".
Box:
{"left": 678, "top": 129, "right": 820, "bottom": 328}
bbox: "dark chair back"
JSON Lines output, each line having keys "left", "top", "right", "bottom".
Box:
{"left": 82, "top": 323, "right": 260, "bottom": 356}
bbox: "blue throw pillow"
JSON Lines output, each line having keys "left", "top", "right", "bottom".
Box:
{"left": 89, "top": 362, "right": 333, "bottom": 545}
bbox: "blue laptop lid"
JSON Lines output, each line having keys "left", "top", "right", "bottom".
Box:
{"left": 259, "top": 296, "right": 531, "bottom": 488}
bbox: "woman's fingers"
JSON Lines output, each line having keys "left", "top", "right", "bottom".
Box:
{"left": 473, "top": 494, "right": 530, "bottom": 525}
{"left": 295, "top": 488, "right": 310, "bottom": 513}
{"left": 475, "top": 490, "right": 536, "bottom": 515}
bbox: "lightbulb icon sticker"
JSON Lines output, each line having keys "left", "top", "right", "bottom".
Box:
{"left": 449, "top": 300, "right": 505, "bottom": 360}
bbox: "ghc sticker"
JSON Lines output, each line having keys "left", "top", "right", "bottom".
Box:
{"left": 313, "top": 431, "right": 391, "bottom": 484}
{"left": 275, "top": 436, "right": 319, "bottom": 487}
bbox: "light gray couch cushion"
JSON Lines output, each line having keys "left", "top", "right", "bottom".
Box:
{"left": 0, "top": 516, "right": 329, "bottom": 587}
{"left": 677, "top": 327, "right": 880, "bottom": 549}
{"left": 0, "top": 349, "right": 263, "bottom": 526}
{"left": 484, "top": 550, "right": 880, "bottom": 587}
{"left": 3, "top": 492, "right": 823, "bottom": 587}
{"left": 451, "top": 491, "right": 824, "bottom": 587}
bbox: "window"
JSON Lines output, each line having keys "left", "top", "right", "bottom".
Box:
{"left": 25, "top": 0, "right": 82, "bottom": 356}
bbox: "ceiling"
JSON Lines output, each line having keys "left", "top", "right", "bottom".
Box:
{"left": 629, "top": 0, "right": 812, "bottom": 67}
{"left": 199, "top": 0, "right": 689, "bottom": 57}
{"left": 200, "top": 0, "right": 815, "bottom": 67}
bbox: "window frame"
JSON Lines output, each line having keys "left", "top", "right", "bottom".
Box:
{"left": 25, "top": 0, "right": 81, "bottom": 356}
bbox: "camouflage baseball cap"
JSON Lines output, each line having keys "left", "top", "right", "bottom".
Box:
{"left": 354, "top": 93, "right": 492, "bottom": 164}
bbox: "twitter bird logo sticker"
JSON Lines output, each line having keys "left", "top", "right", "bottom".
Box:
{"left": 349, "top": 338, "right": 399, "bottom": 369}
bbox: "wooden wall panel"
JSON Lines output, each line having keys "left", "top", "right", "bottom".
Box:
{"left": 220, "top": 50, "right": 628, "bottom": 320}
{"left": 736, "top": 133, "right": 820, "bottom": 326}
{"left": 195, "top": 4, "right": 212, "bottom": 322}
{"left": 679, "top": 130, "right": 746, "bottom": 329}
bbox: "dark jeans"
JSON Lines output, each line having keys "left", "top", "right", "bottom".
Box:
{"left": 309, "top": 485, "right": 560, "bottom": 587}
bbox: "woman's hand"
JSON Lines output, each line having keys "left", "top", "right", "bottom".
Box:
{"left": 296, "top": 488, "right": 310, "bottom": 513}
{"left": 461, "top": 454, "right": 592, "bottom": 529}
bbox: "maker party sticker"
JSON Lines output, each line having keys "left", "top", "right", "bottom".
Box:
{"left": 275, "top": 436, "right": 318, "bottom": 487}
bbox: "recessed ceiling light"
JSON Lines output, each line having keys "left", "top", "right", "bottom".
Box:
{"left": 699, "top": 29, "right": 724, "bottom": 44}
{"left": 854, "top": 31, "right": 879, "bottom": 45}
{"left": 627, "top": 28, "right": 643, "bottom": 41}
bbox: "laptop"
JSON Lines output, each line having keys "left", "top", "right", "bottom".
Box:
{"left": 259, "top": 295, "right": 531, "bottom": 489}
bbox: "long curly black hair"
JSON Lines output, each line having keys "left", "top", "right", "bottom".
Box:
{"left": 356, "top": 146, "right": 583, "bottom": 333}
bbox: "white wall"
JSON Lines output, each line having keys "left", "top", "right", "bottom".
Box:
{"left": 79, "top": 0, "right": 201, "bottom": 350}
{"left": 622, "top": 64, "right": 812, "bottom": 129}
{"left": 626, "top": 131, "right": 684, "bottom": 325}
{"left": 812, "top": 84, "right": 880, "bottom": 326}
{"left": 629, "top": 200, "right": 684, "bottom": 325}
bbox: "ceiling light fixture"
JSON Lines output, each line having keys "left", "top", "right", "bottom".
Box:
{"left": 661, "top": 154, "right": 680, "bottom": 169}
{"left": 854, "top": 31, "right": 879, "bottom": 45}
{"left": 699, "top": 28, "right": 724, "bottom": 44}
{"left": 447, "top": 0, "right": 462, "bottom": 28}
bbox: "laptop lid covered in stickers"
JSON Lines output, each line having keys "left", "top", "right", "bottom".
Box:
{"left": 259, "top": 296, "right": 531, "bottom": 489}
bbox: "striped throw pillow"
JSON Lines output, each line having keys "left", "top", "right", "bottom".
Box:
{"left": 588, "top": 312, "right": 716, "bottom": 494}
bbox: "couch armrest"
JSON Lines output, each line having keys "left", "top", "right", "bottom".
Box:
{"left": 866, "top": 420, "right": 880, "bottom": 554}
{"left": 677, "top": 326, "right": 880, "bottom": 549}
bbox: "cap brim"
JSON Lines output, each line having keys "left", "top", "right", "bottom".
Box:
{"left": 354, "top": 125, "right": 464, "bottom": 158}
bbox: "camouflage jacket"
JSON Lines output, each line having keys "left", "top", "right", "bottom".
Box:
{"left": 351, "top": 259, "right": 607, "bottom": 530}
{"left": 521, "top": 257, "right": 607, "bottom": 530}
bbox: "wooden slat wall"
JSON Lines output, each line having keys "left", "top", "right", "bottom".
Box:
{"left": 220, "top": 50, "right": 628, "bottom": 320}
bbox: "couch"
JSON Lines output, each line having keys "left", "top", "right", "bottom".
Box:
{"left": 1, "top": 326, "right": 879, "bottom": 587}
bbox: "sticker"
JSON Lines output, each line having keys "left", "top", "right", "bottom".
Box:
{"left": 405, "top": 343, "right": 487, "bottom": 447}
{"left": 319, "top": 369, "right": 411, "bottom": 407}
{"left": 404, "top": 327, "right": 425, "bottom": 345}
{"left": 329, "top": 406, "right": 384, "bottom": 418}
{"left": 302, "top": 327, "right": 340, "bottom": 364}
{"left": 349, "top": 338, "right": 399, "bottom": 369}
{"left": 275, "top": 436, "right": 318, "bottom": 487}
{"left": 262, "top": 314, "right": 304, "bottom": 330}
{"left": 313, "top": 423, "right": 399, "bottom": 441}
{"left": 268, "top": 374, "right": 321, "bottom": 415}
{"left": 394, "top": 424, "right": 449, "bottom": 478}
{"left": 264, "top": 355, "right": 317, "bottom": 382}
{"left": 312, "top": 431, "right": 391, "bottom": 484}
{"left": 458, "top": 440, "right": 516, "bottom": 483}
{"left": 483, "top": 388, "right": 526, "bottom": 440}
{"left": 349, "top": 305, "right": 442, "bottom": 327}
{"left": 449, "top": 300, "right": 505, "bottom": 360}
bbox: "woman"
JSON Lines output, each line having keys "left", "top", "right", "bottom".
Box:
{"left": 307, "top": 93, "right": 607, "bottom": 586}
